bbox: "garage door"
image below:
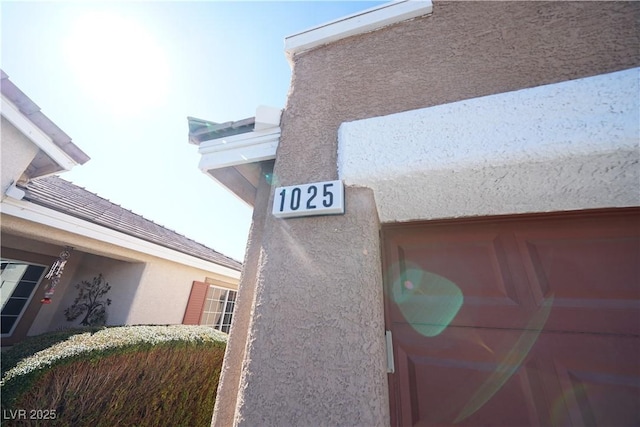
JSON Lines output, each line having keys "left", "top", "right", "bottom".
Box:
{"left": 382, "top": 208, "right": 639, "bottom": 426}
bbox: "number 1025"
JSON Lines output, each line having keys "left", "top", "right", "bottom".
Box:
{"left": 272, "top": 180, "right": 344, "bottom": 219}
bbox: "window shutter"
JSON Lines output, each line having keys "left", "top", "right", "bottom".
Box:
{"left": 182, "top": 281, "right": 208, "bottom": 325}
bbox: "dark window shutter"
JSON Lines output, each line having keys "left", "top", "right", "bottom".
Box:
{"left": 182, "top": 281, "right": 208, "bottom": 325}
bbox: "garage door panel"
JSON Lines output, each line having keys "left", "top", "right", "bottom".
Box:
{"left": 544, "top": 305, "right": 639, "bottom": 336}
{"left": 392, "top": 324, "right": 640, "bottom": 426}
{"left": 394, "top": 239, "right": 516, "bottom": 302}
{"left": 517, "top": 232, "right": 640, "bottom": 335}
{"left": 559, "top": 371, "right": 640, "bottom": 427}
{"left": 548, "top": 334, "right": 640, "bottom": 427}
{"left": 392, "top": 324, "right": 551, "bottom": 426}
{"left": 390, "top": 233, "right": 533, "bottom": 330}
{"left": 519, "top": 236, "right": 639, "bottom": 301}
{"left": 384, "top": 208, "right": 640, "bottom": 427}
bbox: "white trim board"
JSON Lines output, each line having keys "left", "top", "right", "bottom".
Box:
{"left": 198, "top": 127, "right": 280, "bottom": 171}
{"left": 1, "top": 96, "right": 77, "bottom": 171}
{"left": 1, "top": 198, "right": 241, "bottom": 279}
{"left": 338, "top": 68, "right": 640, "bottom": 222}
{"left": 285, "top": 0, "right": 433, "bottom": 57}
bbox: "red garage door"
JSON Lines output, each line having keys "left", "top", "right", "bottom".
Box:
{"left": 383, "top": 208, "right": 639, "bottom": 426}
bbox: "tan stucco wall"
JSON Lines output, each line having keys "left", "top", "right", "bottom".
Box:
{"left": 281, "top": 1, "right": 639, "bottom": 183}
{"left": 1, "top": 117, "right": 39, "bottom": 197}
{"left": 212, "top": 162, "right": 272, "bottom": 427}
{"left": 1, "top": 214, "right": 238, "bottom": 336}
{"left": 223, "top": 2, "right": 640, "bottom": 426}
{"left": 237, "top": 187, "right": 387, "bottom": 426}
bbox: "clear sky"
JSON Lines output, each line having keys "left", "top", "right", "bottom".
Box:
{"left": 1, "top": 0, "right": 384, "bottom": 262}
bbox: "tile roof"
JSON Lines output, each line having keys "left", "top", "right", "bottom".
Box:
{"left": 20, "top": 176, "right": 242, "bottom": 271}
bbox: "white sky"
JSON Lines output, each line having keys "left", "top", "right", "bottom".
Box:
{"left": 1, "top": 1, "right": 384, "bottom": 262}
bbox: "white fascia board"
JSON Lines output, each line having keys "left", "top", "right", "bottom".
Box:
{"left": 198, "top": 128, "right": 280, "bottom": 171}
{"left": 1, "top": 96, "right": 77, "bottom": 171}
{"left": 285, "top": 0, "right": 433, "bottom": 56}
{"left": 0, "top": 198, "right": 241, "bottom": 280}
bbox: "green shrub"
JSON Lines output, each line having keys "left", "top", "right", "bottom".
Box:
{"left": 1, "top": 325, "right": 227, "bottom": 427}
{"left": 1, "top": 327, "right": 104, "bottom": 375}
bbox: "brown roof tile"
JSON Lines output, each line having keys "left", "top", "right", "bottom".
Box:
{"left": 20, "top": 176, "right": 242, "bottom": 271}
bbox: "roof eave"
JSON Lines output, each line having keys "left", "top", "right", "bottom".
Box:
{"left": 188, "top": 106, "right": 281, "bottom": 206}
{"left": 284, "top": 0, "right": 433, "bottom": 60}
{"left": 0, "top": 70, "right": 90, "bottom": 175}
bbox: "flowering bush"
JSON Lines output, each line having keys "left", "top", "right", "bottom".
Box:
{"left": 1, "top": 325, "right": 227, "bottom": 426}
{"left": 1, "top": 325, "right": 227, "bottom": 386}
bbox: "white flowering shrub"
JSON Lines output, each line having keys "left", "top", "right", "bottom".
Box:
{"left": 1, "top": 325, "right": 227, "bottom": 386}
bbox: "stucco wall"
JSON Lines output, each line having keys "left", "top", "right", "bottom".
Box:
{"left": 213, "top": 162, "right": 272, "bottom": 427}
{"left": 126, "top": 259, "right": 237, "bottom": 325}
{"left": 338, "top": 68, "right": 640, "bottom": 222}
{"left": 281, "top": 1, "right": 639, "bottom": 185}
{"left": 226, "top": 2, "right": 640, "bottom": 426}
{"left": 1, "top": 117, "right": 38, "bottom": 197}
{"left": 44, "top": 254, "right": 145, "bottom": 329}
{"left": 236, "top": 187, "right": 387, "bottom": 427}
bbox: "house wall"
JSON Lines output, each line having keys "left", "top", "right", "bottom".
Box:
{"left": 45, "top": 254, "right": 145, "bottom": 329}
{"left": 1, "top": 117, "right": 39, "bottom": 197}
{"left": 0, "top": 239, "right": 80, "bottom": 345}
{"left": 1, "top": 214, "right": 239, "bottom": 337}
{"left": 126, "top": 260, "right": 237, "bottom": 325}
{"left": 223, "top": 2, "right": 640, "bottom": 426}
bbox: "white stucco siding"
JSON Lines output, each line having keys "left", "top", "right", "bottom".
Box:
{"left": 338, "top": 67, "right": 640, "bottom": 222}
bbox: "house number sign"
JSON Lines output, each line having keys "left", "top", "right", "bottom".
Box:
{"left": 272, "top": 180, "right": 344, "bottom": 219}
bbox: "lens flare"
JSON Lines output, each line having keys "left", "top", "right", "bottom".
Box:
{"left": 454, "top": 294, "right": 555, "bottom": 423}
{"left": 392, "top": 267, "right": 463, "bottom": 337}
{"left": 264, "top": 171, "right": 278, "bottom": 186}
{"left": 550, "top": 385, "right": 587, "bottom": 427}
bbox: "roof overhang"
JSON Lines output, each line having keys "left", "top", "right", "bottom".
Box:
{"left": 1, "top": 70, "right": 90, "bottom": 179}
{"left": 1, "top": 197, "right": 241, "bottom": 279}
{"left": 188, "top": 106, "right": 281, "bottom": 206}
{"left": 188, "top": 2, "right": 434, "bottom": 205}
{"left": 285, "top": 0, "right": 433, "bottom": 59}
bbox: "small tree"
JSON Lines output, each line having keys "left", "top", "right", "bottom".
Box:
{"left": 64, "top": 274, "right": 112, "bottom": 326}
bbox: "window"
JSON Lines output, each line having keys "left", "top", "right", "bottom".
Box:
{"left": 200, "top": 286, "right": 237, "bottom": 333}
{"left": 182, "top": 280, "right": 237, "bottom": 333}
{"left": 1, "top": 259, "right": 47, "bottom": 336}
